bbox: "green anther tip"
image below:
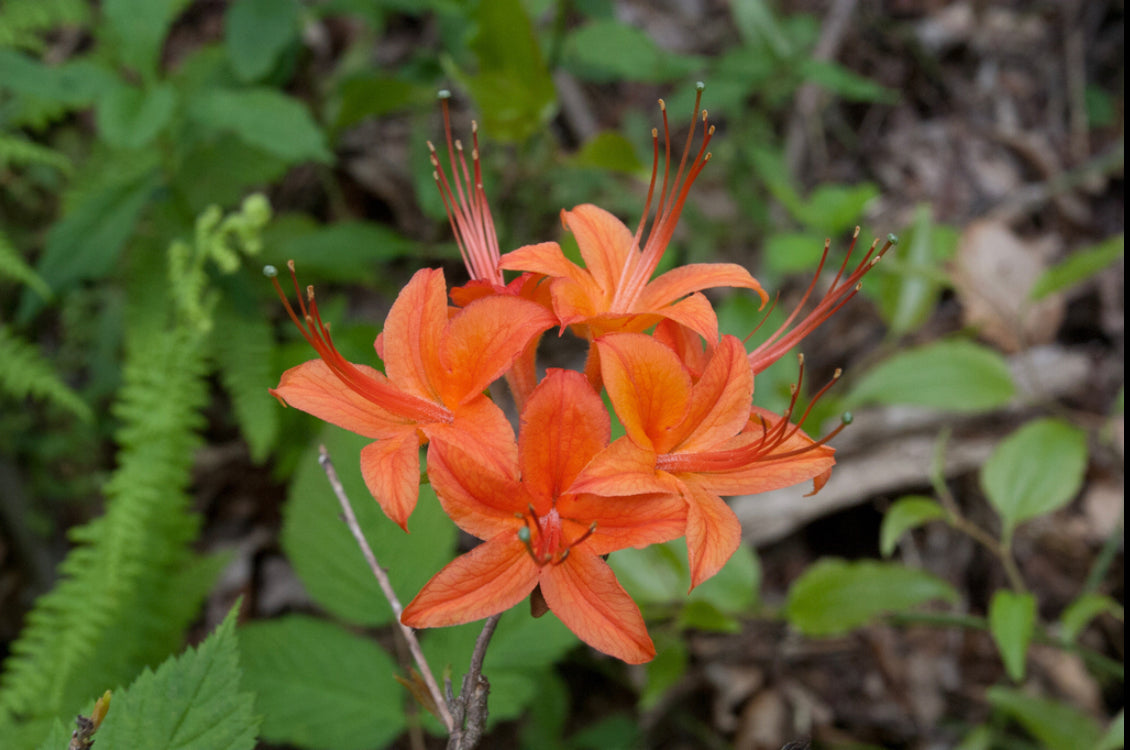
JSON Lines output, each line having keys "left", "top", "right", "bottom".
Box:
{"left": 842, "top": 411, "right": 854, "bottom": 425}
{"left": 887, "top": 233, "right": 899, "bottom": 245}
{"left": 263, "top": 265, "right": 278, "bottom": 278}
{"left": 517, "top": 527, "right": 531, "bottom": 542}
{"left": 437, "top": 89, "right": 452, "bottom": 100}
{"left": 696, "top": 81, "right": 706, "bottom": 91}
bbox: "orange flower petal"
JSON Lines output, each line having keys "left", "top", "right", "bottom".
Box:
{"left": 637, "top": 262, "right": 767, "bottom": 311}
{"left": 519, "top": 369, "right": 609, "bottom": 504}
{"left": 423, "top": 394, "right": 518, "bottom": 473}
{"left": 655, "top": 292, "right": 720, "bottom": 344}
{"left": 673, "top": 335, "right": 753, "bottom": 454}
{"left": 360, "top": 431, "right": 422, "bottom": 531}
{"left": 381, "top": 268, "right": 446, "bottom": 403}
{"left": 426, "top": 439, "right": 525, "bottom": 541}
{"left": 569, "top": 436, "right": 677, "bottom": 498}
{"left": 561, "top": 492, "right": 686, "bottom": 556}
{"left": 540, "top": 551, "right": 655, "bottom": 664}
{"left": 549, "top": 277, "right": 602, "bottom": 328}
{"left": 438, "top": 295, "right": 556, "bottom": 404}
{"left": 500, "top": 242, "right": 588, "bottom": 287}
{"left": 401, "top": 537, "right": 539, "bottom": 628}
{"left": 596, "top": 333, "right": 691, "bottom": 450}
{"left": 681, "top": 481, "right": 742, "bottom": 590}
{"left": 270, "top": 360, "right": 409, "bottom": 439}
{"left": 561, "top": 204, "right": 637, "bottom": 303}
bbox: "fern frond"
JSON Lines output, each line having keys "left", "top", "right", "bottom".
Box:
{"left": 0, "top": 229, "right": 51, "bottom": 300}
{"left": 0, "top": 132, "right": 72, "bottom": 173}
{"left": 214, "top": 294, "right": 279, "bottom": 463}
{"left": 0, "top": 325, "right": 90, "bottom": 421}
{"left": 0, "top": 0, "right": 91, "bottom": 52}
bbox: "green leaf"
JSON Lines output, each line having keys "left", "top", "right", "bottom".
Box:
{"left": 870, "top": 205, "right": 959, "bottom": 336}
{"left": 845, "top": 339, "right": 1016, "bottom": 412}
{"left": 463, "top": 0, "right": 556, "bottom": 143}
{"left": 677, "top": 600, "right": 739, "bottom": 633}
{"left": 981, "top": 418, "right": 1088, "bottom": 537}
{"left": 764, "top": 232, "right": 827, "bottom": 274}
{"left": 570, "top": 131, "right": 644, "bottom": 175}
{"left": 794, "top": 183, "right": 879, "bottom": 235}
{"left": 988, "top": 590, "right": 1036, "bottom": 682}
{"left": 260, "top": 216, "right": 417, "bottom": 283}
{"left": 1059, "top": 592, "right": 1124, "bottom": 644}
{"left": 189, "top": 88, "right": 332, "bottom": 164}
{"left": 97, "top": 81, "right": 177, "bottom": 149}
{"left": 1093, "top": 710, "right": 1124, "bottom": 750}
{"left": 94, "top": 606, "right": 259, "bottom": 750}
{"left": 0, "top": 325, "right": 92, "bottom": 421}
{"left": 281, "top": 426, "right": 457, "bottom": 626}
{"left": 239, "top": 615, "right": 405, "bottom": 750}
{"left": 561, "top": 20, "right": 704, "bottom": 84}
{"left": 987, "top": 686, "right": 1103, "bottom": 750}
{"left": 101, "top": 0, "right": 191, "bottom": 81}
{"left": 331, "top": 74, "right": 425, "bottom": 130}
{"left": 0, "top": 230, "right": 52, "bottom": 300}
{"left": 800, "top": 59, "right": 898, "bottom": 103}
{"left": 689, "top": 542, "right": 760, "bottom": 614}
{"left": 609, "top": 539, "right": 759, "bottom": 617}
{"left": 641, "top": 638, "right": 687, "bottom": 710}
{"left": 224, "top": 0, "right": 300, "bottom": 82}
{"left": 728, "top": 0, "right": 792, "bottom": 57}
{"left": 785, "top": 558, "right": 959, "bottom": 636}
{"left": 213, "top": 296, "right": 279, "bottom": 463}
{"left": 173, "top": 135, "right": 289, "bottom": 215}
{"left": 0, "top": 49, "right": 114, "bottom": 105}
{"left": 568, "top": 714, "right": 642, "bottom": 750}
{"left": 1030, "top": 235, "right": 1124, "bottom": 300}
{"left": 880, "top": 495, "right": 946, "bottom": 557}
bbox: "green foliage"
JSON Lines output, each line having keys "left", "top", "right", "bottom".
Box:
{"left": 986, "top": 686, "right": 1104, "bottom": 750}
{"left": 259, "top": 216, "right": 418, "bottom": 284}
{"left": 0, "top": 0, "right": 91, "bottom": 52}
{"left": 785, "top": 558, "right": 959, "bottom": 636}
{"left": 1030, "top": 234, "right": 1125, "bottom": 300}
{"left": 99, "top": 0, "right": 192, "bottom": 82}
{"left": 561, "top": 20, "right": 704, "bottom": 83}
{"left": 845, "top": 339, "right": 1016, "bottom": 412}
{"left": 988, "top": 590, "right": 1036, "bottom": 682}
{"left": 1059, "top": 593, "right": 1124, "bottom": 644}
{"left": 981, "top": 418, "right": 1088, "bottom": 540}
{"left": 281, "top": 426, "right": 458, "bottom": 626}
{"left": 224, "top": 0, "right": 301, "bottom": 83}
{"left": 187, "top": 88, "right": 333, "bottom": 164}
{"left": 213, "top": 295, "right": 280, "bottom": 463}
{"left": 0, "top": 324, "right": 91, "bottom": 420}
{"left": 94, "top": 606, "right": 260, "bottom": 750}
{"left": 879, "top": 495, "right": 946, "bottom": 557}
{"left": 239, "top": 615, "right": 404, "bottom": 750}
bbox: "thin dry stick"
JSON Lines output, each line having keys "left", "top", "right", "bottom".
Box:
{"left": 447, "top": 613, "right": 503, "bottom": 750}
{"left": 318, "top": 445, "right": 456, "bottom": 733}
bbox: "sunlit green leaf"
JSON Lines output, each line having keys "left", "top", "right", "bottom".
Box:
{"left": 571, "top": 131, "right": 644, "bottom": 175}
{"left": 800, "top": 59, "right": 898, "bottom": 103}
{"left": 845, "top": 339, "right": 1015, "bottom": 412}
{"left": 987, "top": 686, "right": 1103, "bottom": 750}
{"left": 871, "top": 205, "right": 959, "bottom": 336}
{"left": 332, "top": 74, "right": 426, "bottom": 130}
{"left": 225, "top": 0, "right": 300, "bottom": 82}
{"left": 1093, "top": 710, "right": 1124, "bottom": 750}
{"left": 96, "top": 81, "right": 176, "bottom": 150}
{"left": 1059, "top": 592, "right": 1124, "bottom": 644}
{"left": 561, "top": 20, "right": 704, "bottom": 84}
{"left": 641, "top": 637, "right": 687, "bottom": 709}
{"left": 260, "top": 215, "right": 418, "bottom": 283}
{"left": 101, "top": 0, "right": 192, "bottom": 81}
{"left": 989, "top": 590, "right": 1036, "bottom": 682}
{"left": 189, "top": 88, "right": 332, "bottom": 164}
{"left": 1030, "top": 235, "right": 1124, "bottom": 300}
{"left": 785, "top": 558, "right": 958, "bottom": 636}
{"left": 879, "top": 495, "right": 946, "bottom": 557}
{"left": 981, "top": 418, "right": 1088, "bottom": 537}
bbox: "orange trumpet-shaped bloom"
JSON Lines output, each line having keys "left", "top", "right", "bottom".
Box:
{"left": 500, "top": 87, "right": 767, "bottom": 350}
{"left": 269, "top": 264, "right": 555, "bottom": 530}
{"left": 401, "top": 369, "right": 686, "bottom": 664}
{"left": 571, "top": 333, "right": 837, "bottom": 588}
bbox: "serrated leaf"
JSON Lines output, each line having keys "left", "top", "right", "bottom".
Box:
{"left": 224, "top": 0, "right": 300, "bottom": 82}
{"left": 33, "top": 718, "right": 71, "bottom": 750}
{"left": 1030, "top": 235, "right": 1124, "bottom": 300}
{"left": 987, "top": 686, "right": 1103, "bottom": 750}
{"left": 94, "top": 606, "right": 259, "bottom": 750}
{"left": 0, "top": 325, "right": 92, "bottom": 421}
{"left": 101, "top": 0, "right": 191, "bottom": 81}
{"left": 96, "top": 81, "right": 177, "bottom": 149}
{"left": 571, "top": 131, "right": 644, "bottom": 175}
{"left": 989, "top": 590, "right": 1036, "bottom": 682}
{"left": 1060, "top": 592, "right": 1124, "bottom": 644}
{"left": 239, "top": 615, "right": 404, "bottom": 750}
{"left": 189, "top": 88, "right": 332, "bottom": 164}
{"left": 981, "top": 418, "right": 1088, "bottom": 538}
{"left": 282, "top": 427, "right": 457, "bottom": 626}
{"left": 785, "top": 558, "right": 958, "bottom": 636}
{"left": 880, "top": 495, "right": 946, "bottom": 557}
{"left": 562, "top": 20, "right": 704, "bottom": 84}
{"left": 845, "top": 339, "right": 1016, "bottom": 412}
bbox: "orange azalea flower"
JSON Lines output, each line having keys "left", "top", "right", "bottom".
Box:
{"left": 571, "top": 333, "right": 838, "bottom": 588}
{"left": 269, "top": 263, "right": 555, "bottom": 529}
{"left": 402, "top": 369, "right": 686, "bottom": 664}
{"left": 499, "top": 86, "right": 768, "bottom": 372}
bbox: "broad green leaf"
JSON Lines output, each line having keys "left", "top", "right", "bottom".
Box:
{"left": 954, "top": 725, "right": 993, "bottom": 750}
{"left": 745, "top": 144, "right": 804, "bottom": 218}
{"left": 764, "top": 232, "right": 827, "bottom": 274}
{"left": 981, "top": 418, "right": 1088, "bottom": 537}
{"left": 568, "top": 714, "right": 642, "bottom": 750}
{"left": 641, "top": 637, "right": 687, "bottom": 709}
{"left": 463, "top": 0, "right": 556, "bottom": 142}
{"left": 94, "top": 606, "right": 259, "bottom": 750}
{"left": 173, "top": 135, "right": 289, "bottom": 214}
{"left": 0, "top": 50, "right": 114, "bottom": 105}
{"left": 331, "top": 74, "right": 425, "bottom": 130}
{"left": 224, "top": 0, "right": 300, "bottom": 82}
{"left": 988, "top": 590, "right": 1036, "bottom": 682}
{"left": 800, "top": 59, "right": 898, "bottom": 103}
{"left": 213, "top": 296, "right": 279, "bottom": 463}
{"left": 96, "top": 81, "right": 177, "bottom": 149}
{"left": 33, "top": 719, "right": 71, "bottom": 750}
{"left": 987, "top": 686, "right": 1103, "bottom": 750}
{"left": 101, "top": 0, "right": 192, "bottom": 81}
{"left": 880, "top": 495, "right": 946, "bottom": 557}
{"left": 239, "top": 615, "right": 404, "bottom": 750}
{"left": 729, "top": 0, "right": 791, "bottom": 57}
{"left": 571, "top": 131, "right": 644, "bottom": 175}
{"left": 785, "top": 558, "right": 959, "bottom": 636}
{"left": 689, "top": 541, "right": 760, "bottom": 614}
{"left": 608, "top": 542, "right": 686, "bottom": 605}
{"left": 1030, "top": 235, "right": 1124, "bottom": 300}
{"left": 561, "top": 20, "right": 704, "bottom": 84}
{"left": 870, "top": 204, "right": 959, "bottom": 336}
{"left": 845, "top": 339, "right": 1015, "bottom": 412}
{"left": 281, "top": 427, "right": 457, "bottom": 626}
{"left": 1060, "top": 593, "right": 1124, "bottom": 644}
{"left": 794, "top": 183, "right": 879, "bottom": 235}
{"left": 1093, "top": 710, "right": 1124, "bottom": 750}
{"left": 260, "top": 216, "right": 417, "bottom": 283}
{"left": 189, "top": 88, "right": 332, "bottom": 164}
{"left": 677, "top": 600, "right": 740, "bottom": 633}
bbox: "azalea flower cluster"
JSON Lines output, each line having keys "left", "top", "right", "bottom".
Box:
{"left": 269, "top": 88, "right": 894, "bottom": 664}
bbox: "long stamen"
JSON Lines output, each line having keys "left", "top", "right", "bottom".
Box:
{"left": 748, "top": 231, "right": 898, "bottom": 373}
{"left": 266, "top": 263, "right": 452, "bottom": 424}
